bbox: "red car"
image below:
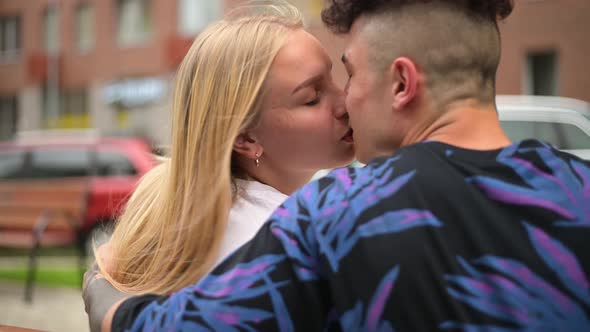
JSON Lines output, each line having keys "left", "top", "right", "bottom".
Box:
{"left": 0, "top": 133, "right": 156, "bottom": 252}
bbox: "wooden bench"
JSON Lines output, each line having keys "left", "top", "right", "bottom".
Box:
{"left": 0, "top": 179, "right": 90, "bottom": 303}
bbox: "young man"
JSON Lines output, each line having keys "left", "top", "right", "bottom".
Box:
{"left": 85, "top": 1, "right": 590, "bottom": 331}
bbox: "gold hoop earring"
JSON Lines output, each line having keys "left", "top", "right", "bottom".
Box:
{"left": 255, "top": 153, "right": 260, "bottom": 167}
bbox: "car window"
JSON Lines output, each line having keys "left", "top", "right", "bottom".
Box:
{"left": 0, "top": 149, "right": 26, "bottom": 179}
{"left": 500, "top": 120, "right": 563, "bottom": 148}
{"left": 556, "top": 123, "right": 590, "bottom": 149}
{"left": 500, "top": 121, "right": 535, "bottom": 143}
{"left": 29, "top": 148, "right": 91, "bottom": 178}
{"left": 96, "top": 150, "right": 137, "bottom": 176}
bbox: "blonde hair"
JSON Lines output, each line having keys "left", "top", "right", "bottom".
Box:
{"left": 98, "top": 3, "right": 303, "bottom": 295}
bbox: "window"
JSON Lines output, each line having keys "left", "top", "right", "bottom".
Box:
{"left": 117, "top": 0, "right": 152, "bottom": 46}
{"left": 44, "top": 6, "right": 60, "bottom": 54}
{"left": 60, "top": 89, "right": 90, "bottom": 128}
{"left": 42, "top": 88, "right": 89, "bottom": 128}
{"left": 525, "top": 51, "right": 558, "bottom": 96}
{"left": 500, "top": 121, "right": 535, "bottom": 143}
{"left": 62, "top": 89, "right": 88, "bottom": 116}
{"left": 30, "top": 148, "right": 90, "bottom": 178}
{"left": 76, "top": 4, "right": 94, "bottom": 51}
{"left": 0, "top": 96, "right": 18, "bottom": 140}
{"left": 556, "top": 123, "right": 590, "bottom": 150}
{"left": 177, "top": 0, "right": 220, "bottom": 36}
{"left": 500, "top": 120, "right": 562, "bottom": 148}
{"left": 41, "top": 86, "right": 58, "bottom": 126}
{"left": 501, "top": 119, "right": 590, "bottom": 150}
{"left": 0, "top": 150, "right": 25, "bottom": 179}
{"left": 0, "top": 15, "right": 21, "bottom": 60}
{"left": 96, "top": 150, "right": 137, "bottom": 176}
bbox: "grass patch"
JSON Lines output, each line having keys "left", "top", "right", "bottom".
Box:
{"left": 0, "top": 266, "right": 81, "bottom": 288}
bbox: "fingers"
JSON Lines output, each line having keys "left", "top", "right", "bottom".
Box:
{"left": 83, "top": 260, "right": 102, "bottom": 292}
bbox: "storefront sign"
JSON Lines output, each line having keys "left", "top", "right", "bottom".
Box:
{"left": 103, "top": 78, "right": 167, "bottom": 108}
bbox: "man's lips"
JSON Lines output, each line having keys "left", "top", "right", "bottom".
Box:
{"left": 341, "top": 128, "right": 354, "bottom": 143}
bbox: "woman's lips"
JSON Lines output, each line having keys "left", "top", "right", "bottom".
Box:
{"left": 342, "top": 128, "right": 354, "bottom": 143}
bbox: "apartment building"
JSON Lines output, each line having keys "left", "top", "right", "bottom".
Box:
{"left": 0, "top": 0, "right": 222, "bottom": 142}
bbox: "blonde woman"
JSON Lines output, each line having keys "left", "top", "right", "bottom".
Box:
{"left": 94, "top": 2, "right": 354, "bottom": 299}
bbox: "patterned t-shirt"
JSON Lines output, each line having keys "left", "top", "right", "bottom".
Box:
{"left": 113, "top": 139, "right": 590, "bottom": 331}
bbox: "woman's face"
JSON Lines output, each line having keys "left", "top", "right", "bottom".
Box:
{"left": 252, "top": 29, "right": 355, "bottom": 174}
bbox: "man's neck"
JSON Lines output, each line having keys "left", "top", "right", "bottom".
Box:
{"left": 402, "top": 100, "right": 512, "bottom": 151}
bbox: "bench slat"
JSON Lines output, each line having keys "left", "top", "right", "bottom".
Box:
{"left": 0, "top": 215, "right": 76, "bottom": 231}
{"left": 0, "top": 231, "right": 77, "bottom": 248}
{"left": 0, "top": 197, "right": 85, "bottom": 210}
{"left": 0, "top": 180, "right": 88, "bottom": 193}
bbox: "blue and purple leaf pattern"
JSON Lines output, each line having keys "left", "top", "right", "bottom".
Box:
{"left": 468, "top": 143, "right": 590, "bottom": 227}
{"left": 302, "top": 158, "right": 442, "bottom": 272}
{"left": 339, "top": 265, "right": 399, "bottom": 332}
{"left": 129, "top": 254, "right": 293, "bottom": 332}
{"left": 269, "top": 190, "right": 322, "bottom": 281}
{"left": 441, "top": 224, "right": 590, "bottom": 331}
{"left": 525, "top": 223, "right": 590, "bottom": 307}
{"left": 268, "top": 156, "right": 442, "bottom": 275}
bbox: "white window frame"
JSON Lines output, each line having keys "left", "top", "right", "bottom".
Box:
{"left": 177, "top": 0, "right": 221, "bottom": 36}
{"left": 117, "top": 0, "right": 152, "bottom": 46}
{"left": 76, "top": 4, "right": 94, "bottom": 52}
{"left": 0, "top": 15, "right": 21, "bottom": 61}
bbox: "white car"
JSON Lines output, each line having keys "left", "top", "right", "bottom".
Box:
{"left": 497, "top": 95, "right": 590, "bottom": 160}
{"left": 315, "top": 95, "right": 590, "bottom": 180}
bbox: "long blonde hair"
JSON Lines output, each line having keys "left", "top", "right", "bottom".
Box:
{"left": 99, "top": 3, "right": 303, "bottom": 295}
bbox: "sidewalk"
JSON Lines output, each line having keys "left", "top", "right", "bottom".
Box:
{"left": 0, "top": 256, "right": 89, "bottom": 332}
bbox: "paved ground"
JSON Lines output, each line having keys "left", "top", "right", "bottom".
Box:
{"left": 0, "top": 257, "right": 89, "bottom": 332}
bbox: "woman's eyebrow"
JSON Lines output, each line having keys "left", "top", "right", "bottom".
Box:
{"left": 291, "top": 74, "right": 322, "bottom": 95}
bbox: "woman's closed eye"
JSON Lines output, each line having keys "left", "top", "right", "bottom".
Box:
{"left": 304, "top": 97, "right": 320, "bottom": 106}
{"left": 304, "top": 90, "right": 321, "bottom": 106}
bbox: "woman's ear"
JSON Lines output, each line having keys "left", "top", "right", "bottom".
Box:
{"left": 233, "top": 133, "right": 263, "bottom": 159}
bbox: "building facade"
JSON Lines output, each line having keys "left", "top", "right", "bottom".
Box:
{"left": 0, "top": 0, "right": 222, "bottom": 142}
{"left": 496, "top": 0, "right": 590, "bottom": 102}
{"left": 0, "top": 0, "right": 588, "bottom": 143}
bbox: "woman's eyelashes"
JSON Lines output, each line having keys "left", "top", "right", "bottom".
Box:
{"left": 304, "top": 97, "right": 320, "bottom": 106}
{"left": 304, "top": 89, "right": 321, "bottom": 106}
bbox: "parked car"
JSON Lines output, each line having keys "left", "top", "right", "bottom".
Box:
{"left": 497, "top": 95, "right": 590, "bottom": 160}
{"left": 0, "top": 131, "right": 156, "bottom": 253}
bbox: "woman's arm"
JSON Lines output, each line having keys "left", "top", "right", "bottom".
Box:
{"left": 87, "top": 174, "right": 353, "bottom": 331}
{"left": 103, "top": 182, "right": 333, "bottom": 331}
{"left": 100, "top": 299, "right": 124, "bottom": 332}
{"left": 83, "top": 243, "right": 131, "bottom": 332}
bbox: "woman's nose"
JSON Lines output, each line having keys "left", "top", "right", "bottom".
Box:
{"left": 332, "top": 89, "right": 349, "bottom": 121}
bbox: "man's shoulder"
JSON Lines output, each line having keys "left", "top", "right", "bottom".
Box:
{"left": 315, "top": 146, "right": 440, "bottom": 203}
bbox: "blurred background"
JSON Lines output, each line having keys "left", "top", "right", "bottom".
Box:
{"left": 0, "top": 0, "right": 589, "bottom": 331}
{"left": 0, "top": 0, "right": 588, "bottom": 144}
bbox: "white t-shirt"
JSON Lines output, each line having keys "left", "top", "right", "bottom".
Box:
{"left": 214, "top": 179, "right": 288, "bottom": 267}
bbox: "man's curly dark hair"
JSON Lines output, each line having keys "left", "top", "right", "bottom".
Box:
{"left": 321, "top": 0, "right": 514, "bottom": 33}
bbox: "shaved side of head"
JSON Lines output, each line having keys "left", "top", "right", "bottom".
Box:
{"left": 360, "top": 2, "right": 501, "bottom": 105}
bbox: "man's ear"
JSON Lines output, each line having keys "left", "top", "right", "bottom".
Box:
{"left": 233, "top": 133, "right": 263, "bottom": 159}
{"left": 389, "top": 57, "right": 418, "bottom": 111}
